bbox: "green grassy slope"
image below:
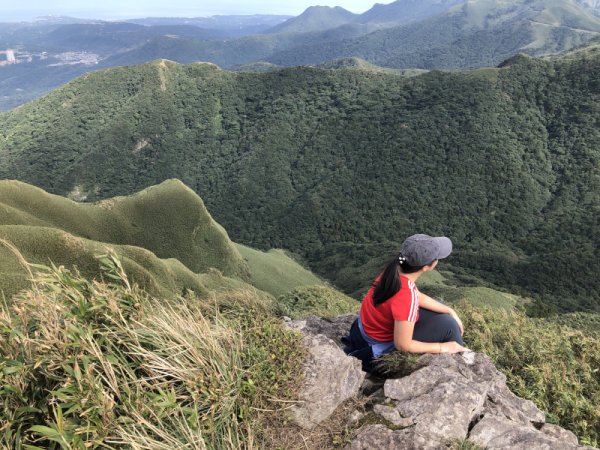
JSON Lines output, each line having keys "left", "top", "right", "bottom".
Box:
{"left": 235, "top": 244, "right": 324, "bottom": 297}
{"left": 0, "top": 225, "right": 246, "bottom": 300}
{"left": 0, "top": 178, "right": 250, "bottom": 300}
{"left": 0, "top": 179, "right": 332, "bottom": 301}
{"left": 0, "top": 179, "right": 247, "bottom": 277}
{"left": 1, "top": 50, "right": 599, "bottom": 312}
{"left": 0, "top": 255, "right": 308, "bottom": 449}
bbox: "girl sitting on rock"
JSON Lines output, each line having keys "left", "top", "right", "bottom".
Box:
{"left": 342, "top": 234, "right": 469, "bottom": 373}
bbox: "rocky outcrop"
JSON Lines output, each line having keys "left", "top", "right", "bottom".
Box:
{"left": 287, "top": 315, "right": 597, "bottom": 450}
{"left": 285, "top": 314, "right": 355, "bottom": 347}
{"left": 351, "top": 350, "right": 595, "bottom": 449}
{"left": 284, "top": 317, "right": 365, "bottom": 430}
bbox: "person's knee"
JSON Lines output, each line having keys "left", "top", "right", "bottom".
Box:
{"left": 438, "top": 314, "right": 464, "bottom": 345}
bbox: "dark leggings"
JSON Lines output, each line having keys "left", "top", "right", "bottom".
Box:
{"left": 413, "top": 308, "right": 464, "bottom": 346}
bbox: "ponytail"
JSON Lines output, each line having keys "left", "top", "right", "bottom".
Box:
{"left": 372, "top": 254, "right": 424, "bottom": 306}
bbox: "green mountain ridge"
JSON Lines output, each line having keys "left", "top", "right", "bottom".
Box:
{"left": 0, "top": 179, "right": 325, "bottom": 300}
{"left": 0, "top": 178, "right": 245, "bottom": 276}
{"left": 268, "top": 0, "right": 600, "bottom": 68}
{"left": 266, "top": 6, "right": 357, "bottom": 34}
{"left": 3, "top": 0, "right": 600, "bottom": 111}
{"left": 1, "top": 46, "right": 599, "bottom": 312}
{"left": 355, "top": 0, "right": 464, "bottom": 25}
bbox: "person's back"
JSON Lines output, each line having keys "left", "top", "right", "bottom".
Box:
{"left": 342, "top": 234, "right": 469, "bottom": 373}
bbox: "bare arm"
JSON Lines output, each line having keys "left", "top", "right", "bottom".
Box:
{"left": 394, "top": 320, "right": 467, "bottom": 354}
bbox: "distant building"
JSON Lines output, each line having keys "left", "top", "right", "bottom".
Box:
{"left": 0, "top": 49, "right": 17, "bottom": 65}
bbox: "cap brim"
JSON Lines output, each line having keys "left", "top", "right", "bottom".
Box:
{"left": 434, "top": 237, "right": 452, "bottom": 259}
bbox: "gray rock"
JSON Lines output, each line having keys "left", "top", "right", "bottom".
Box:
{"left": 397, "top": 374, "right": 487, "bottom": 444}
{"left": 284, "top": 318, "right": 307, "bottom": 333}
{"left": 470, "top": 415, "right": 580, "bottom": 450}
{"left": 347, "top": 424, "right": 456, "bottom": 450}
{"left": 287, "top": 333, "right": 365, "bottom": 430}
{"left": 287, "top": 314, "right": 355, "bottom": 348}
{"left": 484, "top": 382, "right": 545, "bottom": 426}
{"left": 541, "top": 424, "right": 579, "bottom": 446}
{"left": 384, "top": 364, "right": 464, "bottom": 402}
{"left": 357, "top": 352, "right": 555, "bottom": 448}
{"left": 348, "top": 410, "right": 364, "bottom": 425}
{"left": 381, "top": 353, "right": 500, "bottom": 445}
{"left": 373, "top": 404, "right": 414, "bottom": 427}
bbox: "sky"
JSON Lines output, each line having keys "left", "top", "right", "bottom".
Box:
{"left": 2, "top": 0, "right": 396, "bottom": 21}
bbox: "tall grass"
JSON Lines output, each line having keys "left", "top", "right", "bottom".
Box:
{"left": 0, "top": 253, "right": 304, "bottom": 449}
{"left": 457, "top": 302, "right": 600, "bottom": 447}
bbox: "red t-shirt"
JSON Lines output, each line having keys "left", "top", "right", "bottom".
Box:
{"left": 360, "top": 275, "right": 419, "bottom": 342}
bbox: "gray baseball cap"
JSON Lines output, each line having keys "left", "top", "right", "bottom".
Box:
{"left": 399, "top": 234, "right": 452, "bottom": 267}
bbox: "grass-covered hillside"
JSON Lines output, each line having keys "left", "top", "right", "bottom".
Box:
{"left": 1, "top": 47, "right": 599, "bottom": 312}
{"left": 0, "top": 254, "right": 309, "bottom": 449}
{"left": 0, "top": 180, "right": 325, "bottom": 300}
{"left": 1, "top": 250, "right": 599, "bottom": 447}
{"left": 0, "top": 180, "right": 597, "bottom": 447}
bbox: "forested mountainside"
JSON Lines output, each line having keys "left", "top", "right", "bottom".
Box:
{"left": 268, "top": 0, "right": 600, "bottom": 68}
{"left": 1, "top": 44, "right": 599, "bottom": 312}
{"left": 3, "top": 0, "right": 600, "bottom": 110}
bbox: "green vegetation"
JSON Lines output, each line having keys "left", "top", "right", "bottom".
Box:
{"left": 0, "top": 179, "right": 250, "bottom": 300}
{"left": 544, "top": 311, "right": 600, "bottom": 338}
{"left": 457, "top": 302, "right": 600, "bottom": 447}
{"left": 277, "top": 285, "right": 359, "bottom": 319}
{"left": 0, "top": 180, "right": 329, "bottom": 301}
{"left": 4, "top": 0, "right": 600, "bottom": 111}
{"left": 0, "top": 179, "right": 247, "bottom": 277}
{"left": 235, "top": 244, "right": 324, "bottom": 297}
{"left": 0, "top": 228, "right": 244, "bottom": 302}
{"left": 313, "top": 57, "right": 427, "bottom": 76}
{"left": 0, "top": 180, "right": 598, "bottom": 447}
{"left": 2, "top": 47, "right": 600, "bottom": 312}
{"left": 268, "top": 0, "right": 600, "bottom": 68}
{"left": 0, "top": 254, "right": 305, "bottom": 449}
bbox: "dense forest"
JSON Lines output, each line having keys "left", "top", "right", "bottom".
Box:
{"left": 3, "top": 0, "right": 600, "bottom": 110}
{"left": 1, "top": 44, "right": 599, "bottom": 312}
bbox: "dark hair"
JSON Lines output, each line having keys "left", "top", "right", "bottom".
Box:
{"left": 372, "top": 256, "right": 426, "bottom": 306}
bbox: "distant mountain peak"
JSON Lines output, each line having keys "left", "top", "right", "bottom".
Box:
{"left": 266, "top": 5, "right": 357, "bottom": 34}
{"left": 357, "top": 0, "right": 465, "bottom": 26}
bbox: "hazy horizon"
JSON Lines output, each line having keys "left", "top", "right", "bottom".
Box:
{"left": 2, "top": 0, "right": 396, "bottom": 22}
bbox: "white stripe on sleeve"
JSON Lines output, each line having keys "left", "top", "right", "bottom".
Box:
{"left": 408, "top": 281, "right": 418, "bottom": 322}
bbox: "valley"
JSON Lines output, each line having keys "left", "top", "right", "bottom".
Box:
{"left": 1, "top": 1, "right": 599, "bottom": 448}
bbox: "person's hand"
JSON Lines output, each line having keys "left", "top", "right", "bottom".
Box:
{"left": 449, "top": 309, "right": 464, "bottom": 336}
{"left": 440, "top": 341, "right": 470, "bottom": 353}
